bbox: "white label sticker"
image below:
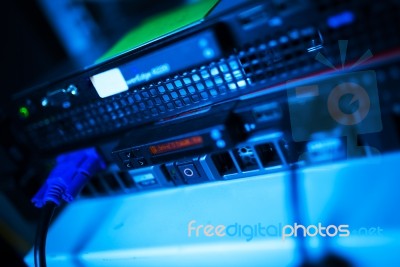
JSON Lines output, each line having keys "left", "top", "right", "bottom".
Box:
{"left": 90, "top": 68, "right": 129, "bottom": 98}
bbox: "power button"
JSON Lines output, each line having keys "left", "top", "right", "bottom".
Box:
{"left": 178, "top": 164, "right": 201, "bottom": 179}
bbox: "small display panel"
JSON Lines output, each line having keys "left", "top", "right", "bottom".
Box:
{"left": 149, "top": 136, "right": 204, "bottom": 155}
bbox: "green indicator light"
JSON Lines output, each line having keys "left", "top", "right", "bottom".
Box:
{"left": 19, "top": 106, "right": 30, "bottom": 118}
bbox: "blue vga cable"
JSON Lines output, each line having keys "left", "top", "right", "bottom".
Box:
{"left": 32, "top": 148, "right": 105, "bottom": 267}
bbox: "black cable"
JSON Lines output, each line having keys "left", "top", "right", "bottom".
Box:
{"left": 34, "top": 202, "right": 57, "bottom": 267}
{"left": 287, "top": 163, "right": 310, "bottom": 265}
{"left": 32, "top": 148, "right": 104, "bottom": 266}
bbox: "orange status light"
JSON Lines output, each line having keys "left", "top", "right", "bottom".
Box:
{"left": 149, "top": 136, "right": 203, "bottom": 155}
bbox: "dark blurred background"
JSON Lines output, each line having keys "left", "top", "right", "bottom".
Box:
{"left": 1, "top": 0, "right": 186, "bottom": 265}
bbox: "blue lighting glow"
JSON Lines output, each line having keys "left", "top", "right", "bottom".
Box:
{"left": 327, "top": 11, "right": 355, "bottom": 29}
